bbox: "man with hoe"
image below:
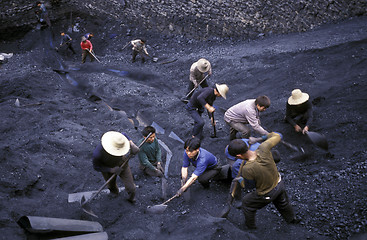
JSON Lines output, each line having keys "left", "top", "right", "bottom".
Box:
{"left": 92, "top": 131, "right": 140, "bottom": 203}
{"left": 185, "top": 58, "right": 212, "bottom": 100}
{"left": 80, "top": 36, "right": 94, "bottom": 63}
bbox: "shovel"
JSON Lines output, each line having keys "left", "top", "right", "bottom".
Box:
{"left": 80, "top": 133, "right": 152, "bottom": 218}
{"left": 305, "top": 131, "right": 328, "bottom": 151}
{"left": 88, "top": 50, "right": 101, "bottom": 63}
{"left": 146, "top": 194, "right": 179, "bottom": 214}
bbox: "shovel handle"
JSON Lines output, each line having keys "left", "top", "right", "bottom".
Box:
{"left": 82, "top": 132, "right": 152, "bottom": 206}
{"left": 161, "top": 194, "right": 179, "bottom": 205}
{"left": 185, "top": 74, "right": 209, "bottom": 99}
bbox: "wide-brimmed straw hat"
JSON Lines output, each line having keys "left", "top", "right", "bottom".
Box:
{"left": 288, "top": 89, "right": 309, "bottom": 105}
{"left": 216, "top": 83, "right": 229, "bottom": 99}
{"left": 101, "top": 131, "right": 130, "bottom": 156}
{"left": 197, "top": 58, "right": 211, "bottom": 73}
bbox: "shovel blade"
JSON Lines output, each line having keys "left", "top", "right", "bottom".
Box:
{"left": 81, "top": 195, "right": 98, "bottom": 218}
{"left": 307, "top": 131, "right": 328, "bottom": 151}
{"left": 218, "top": 204, "right": 231, "bottom": 218}
{"left": 146, "top": 204, "right": 168, "bottom": 214}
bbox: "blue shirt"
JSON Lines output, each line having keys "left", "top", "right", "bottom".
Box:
{"left": 182, "top": 148, "right": 218, "bottom": 176}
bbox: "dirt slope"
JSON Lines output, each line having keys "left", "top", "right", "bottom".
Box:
{"left": 0, "top": 15, "right": 366, "bottom": 240}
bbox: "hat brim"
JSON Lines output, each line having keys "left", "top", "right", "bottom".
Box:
{"left": 288, "top": 93, "right": 309, "bottom": 105}
{"left": 216, "top": 84, "right": 227, "bottom": 99}
{"left": 101, "top": 131, "right": 130, "bottom": 156}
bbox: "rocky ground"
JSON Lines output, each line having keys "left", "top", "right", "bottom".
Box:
{"left": 0, "top": 13, "right": 367, "bottom": 240}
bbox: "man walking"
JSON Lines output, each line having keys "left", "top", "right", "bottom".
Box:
{"left": 92, "top": 131, "right": 140, "bottom": 203}
{"left": 227, "top": 132, "right": 300, "bottom": 229}
{"left": 224, "top": 95, "right": 270, "bottom": 140}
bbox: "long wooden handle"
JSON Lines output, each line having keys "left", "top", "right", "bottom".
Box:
{"left": 185, "top": 74, "right": 209, "bottom": 98}
{"left": 82, "top": 132, "right": 152, "bottom": 205}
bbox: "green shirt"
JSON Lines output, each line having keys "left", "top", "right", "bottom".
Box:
{"left": 241, "top": 132, "right": 280, "bottom": 195}
{"left": 137, "top": 137, "right": 162, "bottom": 170}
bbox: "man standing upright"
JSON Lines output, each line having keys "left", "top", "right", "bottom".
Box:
{"left": 186, "top": 84, "right": 229, "bottom": 139}
{"left": 227, "top": 132, "right": 300, "bottom": 229}
{"left": 224, "top": 95, "right": 270, "bottom": 140}
{"left": 92, "top": 131, "right": 139, "bottom": 203}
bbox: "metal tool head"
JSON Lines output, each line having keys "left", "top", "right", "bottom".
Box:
{"left": 306, "top": 131, "right": 328, "bottom": 151}
{"left": 81, "top": 195, "right": 98, "bottom": 218}
{"left": 146, "top": 204, "right": 168, "bottom": 214}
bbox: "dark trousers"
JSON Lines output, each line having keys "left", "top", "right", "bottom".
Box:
{"left": 186, "top": 103, "right": 205, "bottom": 139}
{"left": 186, "top": 79, "right": 209, "bottom": 99}
{"left": 101, "top": 165, "right": 135, "bottom": 198}
{"left": 226, "top": 120, "right": 251, "bottom": 140}
{"left": 82, "top": 49, "right": 94, "bottom": 63}
{"left": 132, "top": 50, "right": 145, "bottom": 63}
{"left": 66, "top": 43, "right": 76, "bottom": 54}
{"left": 197, "top": 165, "right": 221, "bottom": 187}
{"left": 242, "top": 180, "right": 295, "bottom": 229}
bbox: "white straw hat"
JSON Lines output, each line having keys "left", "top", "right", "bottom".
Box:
{"left": 197, "top": 58, "right": 211, "bottom": 73}
{"left": 215, "top": 83, "right": 229, "bottom": 99}
{"left": 101, "top": 131, "right": 130, "bottom": 156}
{"left": 288, "top": 89, "right": 309, "bottom": 105}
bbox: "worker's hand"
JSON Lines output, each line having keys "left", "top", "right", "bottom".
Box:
{"left": 207, "top": 105, "right": 215, "bottom": 113}
{"left": 154, "top": 168, "right": 164, "bottom": 178}
{"left": 111, "top": 166, "right": 122, "bottom": 175}
{"left": 294, "top": 125, "right": 302, "bottom": 132}
{"left": 176, "top": 188, "right": 184, "bottom": 197}
{"left": 234, "top": 176, "right": 245, "bottom": 188}
{"left": 249, "top": 137, "right": 262, "bottom": 145}
{"left": 302, "top": 126, "right": 309, "bottom": 134}
{"left": 157, "top": 162, "right": 164, "bottom": 173}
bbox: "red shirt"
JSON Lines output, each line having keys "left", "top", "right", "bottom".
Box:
{"left": 80, "top": 40, "right": 92, "bottom": 51}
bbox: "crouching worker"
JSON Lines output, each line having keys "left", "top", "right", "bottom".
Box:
{"left": 227, "top": 132, "right": 300, "bottom": 229}
{"left": 93, "top": 131, "right": 140, "bottom": 203}
{"left": 138, "top": 126, "right": 164, "bottom": 178}
{"left": 177, "top": 137, "right": 230, "bottom": 197}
